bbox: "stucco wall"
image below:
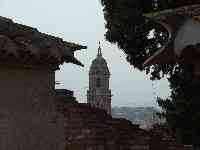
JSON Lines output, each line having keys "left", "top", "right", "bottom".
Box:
{"left": 175, "top": 18, "right": 200, "bottom": 56}
{"left": 0, "top": 66, "right": 64, "bottom": 150}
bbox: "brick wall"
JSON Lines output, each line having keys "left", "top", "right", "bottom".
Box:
{"left": 61, "top": 102, "right": 150, "bottom": 150}
{"left": 58, "top": 96, "right": 187, "bottom": 150}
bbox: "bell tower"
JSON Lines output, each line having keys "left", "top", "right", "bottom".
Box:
{"left": 87, "top": 42, "right": 112, "bottom": 115}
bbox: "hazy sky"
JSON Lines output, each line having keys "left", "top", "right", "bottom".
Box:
{"left": 0, "top": 0, "right": 171, "bottom": 107}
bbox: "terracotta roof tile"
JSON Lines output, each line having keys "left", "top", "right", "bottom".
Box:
{"left": 0, "top": 16, "right": 87, "bottom": 67}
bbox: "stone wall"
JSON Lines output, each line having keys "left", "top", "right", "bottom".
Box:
{"left": 149, "top": 125, "right": 186, "bottom": 150}
{"left": 0, "top": 66, "right": 64, "bottom": 150}
{"left": 56, "top": 93, "right": 188, "bottom": 150}
{"left": 60, "top": 102, "right": 150, "bottom": 150}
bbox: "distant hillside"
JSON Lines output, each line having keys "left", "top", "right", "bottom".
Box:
{"left": 112, "top": 107, "right": 164, "bottom": 129}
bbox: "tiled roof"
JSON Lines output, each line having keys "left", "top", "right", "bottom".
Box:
{"left": 143, "top": 15, "right": 200, "bottom": 76}
{"left": 0, "top": 16, "right": 87, "bottom": 68}
{"left": 145, "top": 4, "right": 200, "bottom": 20}
{"left": 144, "top": 4, "right": 200, "bottom": 67}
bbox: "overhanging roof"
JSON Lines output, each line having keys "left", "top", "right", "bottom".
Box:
{"left": 143, "top": 4, "right": 200, "bottom": 67}
{"left": 145, "top": 4, "right": 200, "bottom": 21}
{"left": 0, "top": 16, "right": 87, "bottom": 67}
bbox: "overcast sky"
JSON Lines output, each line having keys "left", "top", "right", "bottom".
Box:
{"left": 0, "top": 0, "right": 171, "bottom": 107}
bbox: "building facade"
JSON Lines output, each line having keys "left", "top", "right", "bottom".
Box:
{"left": 0, "top": 16, "right": 86, "bottom": 150}
{"left": 87, "top": 42, "right": 112, "bottom": 115}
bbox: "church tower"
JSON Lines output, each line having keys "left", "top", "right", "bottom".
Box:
{"left": 87, "top": 42, "right": 112, "bottom": 115}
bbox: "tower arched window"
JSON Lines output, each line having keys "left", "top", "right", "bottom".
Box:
{"left": 96, "top": 78, "right": 101, "bottom": 88}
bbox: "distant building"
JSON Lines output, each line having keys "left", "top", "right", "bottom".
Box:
{"left": 87, "top": 42, "right": 112, "bottom": 115}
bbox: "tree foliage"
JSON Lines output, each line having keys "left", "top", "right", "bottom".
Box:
{"left": 100, "top": 0, "right": 200, "bottom": 145}
{"left": 157, "top": 64, "right": 200, "bottom": 145}
{"left": 100, "top": 0, "right": 178, "bottom": 80}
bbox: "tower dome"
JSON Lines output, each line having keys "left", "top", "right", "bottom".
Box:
{"left": 87, "top": 42, "right": 112, "bottom": 115}
{"left": 89, "top": 48, "right": 110, "bottom": 76}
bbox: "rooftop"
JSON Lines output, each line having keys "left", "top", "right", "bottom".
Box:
{"left": 0, "top": 16, "right": 87, "bottom": 69}
{"left": 145, "top": 4, "right": 200, "bottom": 21}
